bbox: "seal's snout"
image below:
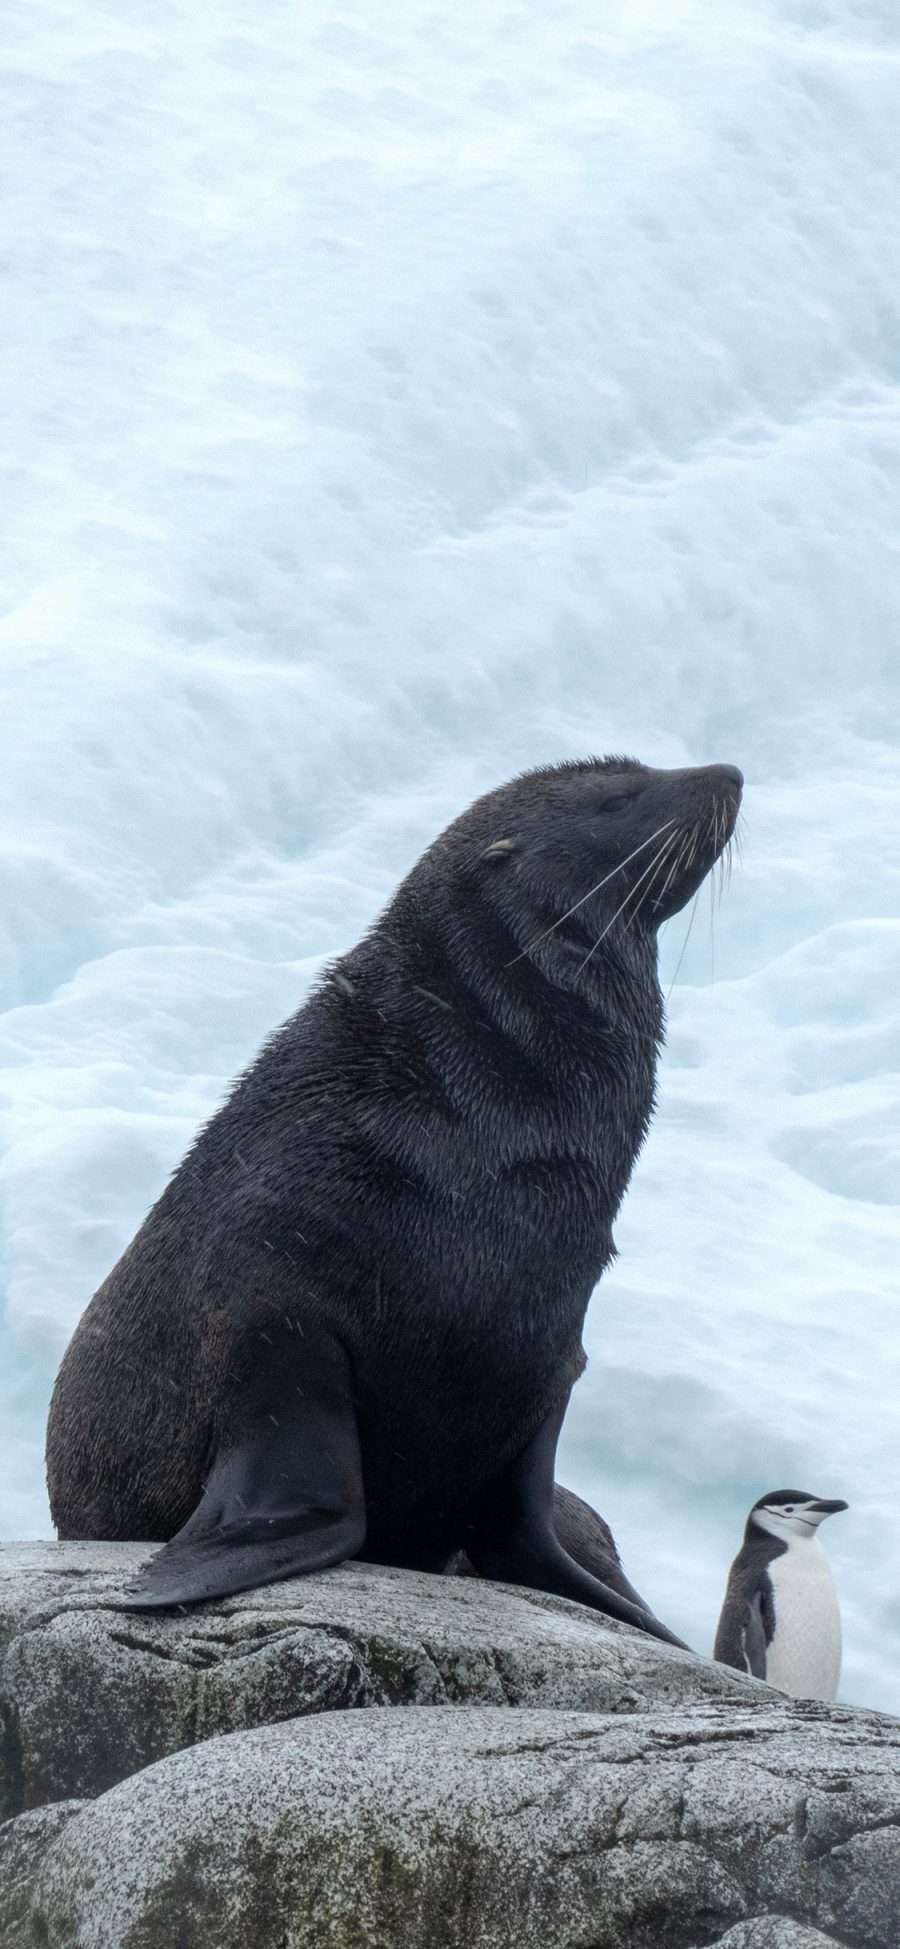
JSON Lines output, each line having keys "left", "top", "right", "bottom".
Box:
{"left": 710, "top": 762, "right": 743, "bottom": 797}
{"left": 700, "top": 762, "right": 742, "bottom": 838}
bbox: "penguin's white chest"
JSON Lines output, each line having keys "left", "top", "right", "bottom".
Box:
{"left": 765, "top": 1540, "right": 841, "bottom": 1700}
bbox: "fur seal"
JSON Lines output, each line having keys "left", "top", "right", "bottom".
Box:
{"left": 46, "top": 755, "right": 742, "bottom": 1642}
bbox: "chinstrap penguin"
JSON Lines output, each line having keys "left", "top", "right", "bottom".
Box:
{"left": 714, "top": 1489, "right": 848, "bottom": 1699}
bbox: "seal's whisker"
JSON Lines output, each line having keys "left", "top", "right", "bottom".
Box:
{"left": 665, "top": 886, "right": 701, "bottom": 1005}
{"left": 579, "top": 835, "right": 679, "bottom": 966}
{"left": 579, "top": 833, "right": 679, "bottom": 966}
{"left": 675, "top": 827, "right": 694, "bottom": 880}
{"left": 710, "top": 805, "right": 723, "bottom": 908}
{"left": 590, "top": 833, "right": 680, "bottom": 955}
{"left": 655, "top": 830, "right": 690, "bottom": 907}
{"left": 507, "top": 819, "right": 676, "bottom": 966}
{"left": 624, "top": 832, "right": 684, "bottom": 934}
{"left": 709, "top": 865, "right": 716, "bottom": 981}
{"left": 718, "top": 804, "right": 739, "bottom": 904}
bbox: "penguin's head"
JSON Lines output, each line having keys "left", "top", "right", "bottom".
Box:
{"left": 749, "top": 1490, "right": 848, "bottom": 1544}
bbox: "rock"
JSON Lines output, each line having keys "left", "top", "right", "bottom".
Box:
{"left": 27, "top": 1701, "right": 900, "bottom": 1949}
{"left": 704, "top": 1924, "right": 848, "bottom": 1948}
{"left": 7, "top": 1544, "right": 897, "bottom": 1944}
{"left": 0, "top": 1541, "right": 754, "bottom": 1814}
{"left": 0, "top": 1800, "right": 84, "bottom": 1949}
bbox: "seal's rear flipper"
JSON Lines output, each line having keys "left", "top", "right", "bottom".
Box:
{"left": 118, "top": 1322, "right": 365, "bottom": 1609}
{"left": 551, "top": 1483, "right": 653, "bottom": 1617}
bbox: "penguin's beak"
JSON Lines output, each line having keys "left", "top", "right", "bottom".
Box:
{"left": 809, "top": 1499, "right": 849, "bottom": 1516}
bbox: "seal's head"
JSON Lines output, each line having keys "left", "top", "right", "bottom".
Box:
{"left": 439, "top": 756, "right": 743, "bottom": 970}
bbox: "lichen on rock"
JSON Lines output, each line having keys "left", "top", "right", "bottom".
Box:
{"left": 0, "top": 1542, "right": 753, "bottom": 1813}
{"left": 2, "top": 1544, "right": 898, "bottom": 1948}
{"left": 26, "top": 1703, "right": 900, "bottom": 1949}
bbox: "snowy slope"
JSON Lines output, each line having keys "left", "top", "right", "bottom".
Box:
{"left": 1, "top": 0, "right": 898, "bottom": 1707}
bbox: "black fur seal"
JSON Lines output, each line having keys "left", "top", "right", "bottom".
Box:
{"left": 46, "top": 755, "right": 742, "bottom": 1642}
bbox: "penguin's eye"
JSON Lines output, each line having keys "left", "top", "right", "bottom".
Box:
{"left": 783, "top": 1506, "right": 795, "bottom": 1515}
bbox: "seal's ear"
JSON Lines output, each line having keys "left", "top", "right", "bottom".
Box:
{"left": 483, "top": 837, "right": 515, "bottom": 858}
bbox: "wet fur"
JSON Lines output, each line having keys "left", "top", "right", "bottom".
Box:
{"left": 47, "top": 756, "right": 740, "bottom": 1628}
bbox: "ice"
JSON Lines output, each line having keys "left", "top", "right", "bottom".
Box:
{"left": 2, "top": 0, "right": 899, "bottom": 1705}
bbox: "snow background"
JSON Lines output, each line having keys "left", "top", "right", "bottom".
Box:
{"left": 2, "top": 0, "right": 899, "bottom": 1707}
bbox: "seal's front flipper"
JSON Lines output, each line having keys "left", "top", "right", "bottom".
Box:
{"left": 119, "top": 1321, "right": 365, "bottom": 1609}
{"left": 466, "top": 1402, "right": 690, "bottom": 1651}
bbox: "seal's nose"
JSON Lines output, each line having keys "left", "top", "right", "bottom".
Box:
{"left": 718, "top": 764, "right": 744, "bottom": 792}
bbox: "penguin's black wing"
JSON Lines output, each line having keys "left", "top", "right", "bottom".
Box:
{"left": 741, "top": 1586, "right": 768, "bottom": 1679}
{"left": 714, "top": 1565, "right": 770, "bottom": 1679}
{"left": 117, "top": 1316, "right": 366, "bottom": 1610}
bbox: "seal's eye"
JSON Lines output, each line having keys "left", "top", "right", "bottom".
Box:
{"left": 601, "top": 794, "right": 632, "bottom": 815}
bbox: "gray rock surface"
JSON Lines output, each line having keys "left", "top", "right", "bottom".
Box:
{"left": 0, "top": 1541, "right": 753, "bottom": 1813}
{"left": 4, "top": 1544, "right": 898, "bottom": 1946}
{"left": 705, "top": 1924, "right": 850, "bottom": 1948}
{"left": 27, "top": 1701, "right": 900, "bottom": 1949}
{"left": 0, "top": 1800, "right": 84, "bottom": 1949}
